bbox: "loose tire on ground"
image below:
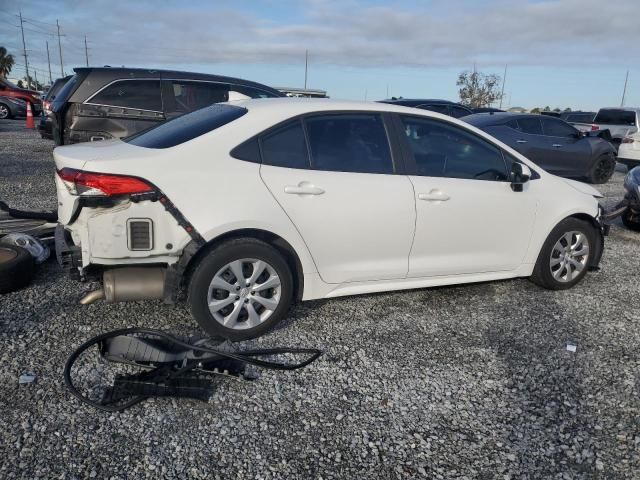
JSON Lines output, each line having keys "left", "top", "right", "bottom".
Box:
{"left": 529, "top": 217, "right": 596, "bottom": 290}
{"left": 586, "top": 153, "right": 616, "bottom": 184}
{"left": 188, "top": 238, "right": 294, "bottom": 341}
{"left": 0, "top": 245, "right": 35, "bottom": 294}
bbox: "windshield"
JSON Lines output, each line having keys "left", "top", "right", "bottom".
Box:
{"left": 125, "top": 103, "right": 247, "bottom": 149}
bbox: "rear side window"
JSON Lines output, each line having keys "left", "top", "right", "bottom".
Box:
{"left": 89, "top": 80, "right": 162, "bottom": 111}
{"left": 401, "top": 115, "right": 508, "bottom": 181}
{"left": 125, "top": 104, "right": 246, "bottom": 149}
{"left": 541, "top": 118, "right": 577, "bottom": 137}
{"left": 166, "top": 81, "right": 229, "bottom": 114}
{"left": 260, "top": 121, "right": 309, "bottom": 169}
{"left": 594, "top": 109, "right": 636, "bottom": 126}
{"left": 304, "top": 114, "right": 394, "bottom": 174}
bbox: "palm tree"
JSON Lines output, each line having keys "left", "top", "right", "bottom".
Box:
{"left": 0, "top": 47, "right": 15, "bottom": 78}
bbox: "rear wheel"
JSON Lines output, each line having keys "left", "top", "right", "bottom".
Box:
{"left": 188, "top": 238, "right": 294, "bottom": 341}
{"left": 587, "top": 154, "right": 616, "bottom": 184}
{"left": 0, "top": 103, "right": 12, "bottom": 120}
{"left": 530, "top": 218, "right": 596, "bottom": 290}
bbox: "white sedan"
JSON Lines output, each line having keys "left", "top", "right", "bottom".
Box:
{"left": 54, "top": 99, "right": 607, "bottom": 340}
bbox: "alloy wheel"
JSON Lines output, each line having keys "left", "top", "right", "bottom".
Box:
{"left": 549, "top": 231, "right": 590, "bottom": 283}
{"left": 0, "top": 105, "right": 9, "bottom": 119}
{"left": 207, "top": 258, "right": 281, "bottom": 330}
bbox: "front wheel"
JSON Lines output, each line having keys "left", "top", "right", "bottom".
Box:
{"left": 0, "top": 103, "right": 12, "bottom": 119}
{"left": 586, "top": 154, "right": 616, "bottom": 184}
{"left": 188, "top": 238, "right": 294, "bottom": 341}
{"left": 529, "top": 218, "right": 596, "bottom": 290}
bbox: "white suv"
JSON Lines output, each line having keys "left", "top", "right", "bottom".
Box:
{"left": 54, "top": 99, "right": 607, "bottom": 340}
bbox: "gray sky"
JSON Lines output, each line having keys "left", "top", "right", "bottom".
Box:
{"left": 1, "top": 0, "right": 637, "bottom": 109}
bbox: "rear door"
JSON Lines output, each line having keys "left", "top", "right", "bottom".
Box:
{"left": 71, "top": 79, "right": 164, "bottom": 143}
{"left": 540, "top": 117, "right": 591, "bottom": 177}
{"left": 259, "top": 113, "right": 415, "bottom": 284}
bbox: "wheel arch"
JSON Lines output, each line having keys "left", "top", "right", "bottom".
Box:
{"left": 182, "top": 228, "right": 305, "bottom": 302}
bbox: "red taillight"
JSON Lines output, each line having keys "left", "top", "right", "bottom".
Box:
{"left": 622, "top": 137, "right": 634, "bottom": 144}
{"left": 43, "top": 100, "right": 51, "bottom": 114}
{"left": 590, "top": 124, "right": 599, "bottom": 131}
{"left": 57, "top": 168, "right": 154, "bottom": 197}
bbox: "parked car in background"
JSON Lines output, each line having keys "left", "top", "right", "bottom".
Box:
{"left": 379, "top": 98, "right": 474, "bottom": 118}
{"left": 558, "top": 111, "right": 598, "bottom": 132}
{"left": 0, "top": 78, "right": 42, "bottom": 114}
{"left": 55, "top": 99, "right": 606, "bottom": 340}
{"left": 49, "top": 67, "right": 284, "bottom": 145}
{"left": 620, "top": 167, "right": 640, "bottom": 230}
{"left": 0, "top": 96, "right": 27, "bottom": 119}
{"left": 592, "top": 108, "right": 639, "bottom": 147}
{"left": 464, "top": 113, "right": 617, "bottom": 184}
{"left": 39, "top": 75, "right": 72, "bottom": 139}
{"left": 618, "top": 130, "right": 640, "bottom": 169}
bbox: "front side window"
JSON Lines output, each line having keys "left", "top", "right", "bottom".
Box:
{"left": 541, "top": 118, "right": 578, "bottom": 137}
{"left": 167, "top": 81, "right": 229, "bottom": 114}
{"left": 516, "top": 117, "right": 543, "bottom": 135}
{"left": 260, "top": 120, "right": 309, "bottom": 169}
{"left": 401, "top": 115, "right": 508, "bottom": 181}
{"left": 304, "top": 114, "right": 394, "bottom": 174}
{"left": 89, "top": 80, "right": 162, "bottom": 111}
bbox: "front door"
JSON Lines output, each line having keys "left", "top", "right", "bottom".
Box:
{"left": 397, "top": 114, "right": 537, "bottom": 277}
{"left": 259, "top": 114, "right": 416, "bottom": 284}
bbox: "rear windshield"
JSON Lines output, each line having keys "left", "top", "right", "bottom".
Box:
{"left": 565, "top": 113, "right": 594, "bottom": 123}
{"left": 594, "top": 109, "right": 637, "bottom": 126}
{"left": 45, "top": 77, "right": 70, "bottom": 101}
{"left": 125, "top": 103, "right": 247, "bottom": 149}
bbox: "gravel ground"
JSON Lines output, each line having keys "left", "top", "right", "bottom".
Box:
{"left": 1, "top": 120, "right": 639, "bottom": 479}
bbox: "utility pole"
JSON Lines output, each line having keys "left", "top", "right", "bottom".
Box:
{"left": 34, "top": 70, "right": 38, "bottom": 90}
{"left": 499, "top": 64, "right": 508, "bottom": 109}
{"left": 19, "top": 11, "right": 31, "bottom": 90}
{"left": 46, "top": 41, "right": 52, "bottom": 83}
{"left": 304, "top": 50, "right": 308, "bottom": 89}
{"left": 621, "top": 69, "right": 629, "bottom": 107}
{"left": 84, "top": 36, "right": 89, "bottom": 67}
{"left": 56, "top": 19, "right": 64, "bottom": 77}
{"left": 386, "top": 84, "right": 389, "bottom": 98}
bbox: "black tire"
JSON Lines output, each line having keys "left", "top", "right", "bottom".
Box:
{"left": 622, "top": 207, "right": 640, "bottom": 231}
{"left": 586, "top": 153, "right": 616, "bottom": 184}
{"left": 0, "top": 102, "right": 13, "bottom": 120}
{"left": 0, "top": 245, "right": 35, "bottom": 294}
{"left": 188, "top": 238, "right": 294, "bottom": 341}
{"left": 529, "top": 218, "right": 596, "bottom": 290}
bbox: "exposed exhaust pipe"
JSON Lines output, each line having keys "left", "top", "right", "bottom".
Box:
{"left": 80, "top": 289, "right": 105, "bottom": 305}
{"left": 79, "top": 267, "right": 166, "bottom": 305}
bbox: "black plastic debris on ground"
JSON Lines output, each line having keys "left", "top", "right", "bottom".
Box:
{"left": 64, "top": 328, "right": 322, "bottom": 412}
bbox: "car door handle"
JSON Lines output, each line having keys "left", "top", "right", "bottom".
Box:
{"left": 552, "top": 144, "right": 562, "bottom": 148}
{"left": 418, "top": 191, "right": 450, "bottom": 202}
{"left": 284, "top": 184, "right": 325, "bottom": 195}
{"left": 516, "top": 139, "right": 528, "bottom": 144}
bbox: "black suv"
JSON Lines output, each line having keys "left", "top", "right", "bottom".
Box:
{"left": 378, "top": 98, "right": 473, "bottom": 118}
{"left": 50, "top": 67, "right": 284, "bottom": 145}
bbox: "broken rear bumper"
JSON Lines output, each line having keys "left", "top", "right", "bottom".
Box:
{"left": 55, "top": 224, "right": 83, "bottom": 279}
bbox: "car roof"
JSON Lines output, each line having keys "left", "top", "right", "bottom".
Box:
{"left": 378, "top": 98, "right": 463, "bottom": 107}
{"left": 67, "top": 67, "right": 284, "bottom": 102}
{"left": 230, "top": 98, "right": 472, "bottom": 118}
{"left": 462, "top": 112, "right": 536, "bottom": 126}
{"left": 597, "top": 107, "right": 640, "bottom": 113}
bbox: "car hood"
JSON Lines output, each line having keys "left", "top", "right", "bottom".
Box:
{"left": 561, "top": 178, "right": 603, "bottom": 198}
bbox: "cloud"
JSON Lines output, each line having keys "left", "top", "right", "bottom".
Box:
{"left": 2, "top": 0, "right": 638, "bottom": 71}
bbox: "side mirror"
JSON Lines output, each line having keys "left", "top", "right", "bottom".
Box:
{"left": 510, "top": 162, "right": 531, "bottom": 192}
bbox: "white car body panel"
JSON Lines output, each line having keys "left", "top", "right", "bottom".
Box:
{"left": 53, "top": 98, "right": 602, "bottom": 302}
{"left": 618, "top": 130, "right": 640, "bottom": 165}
